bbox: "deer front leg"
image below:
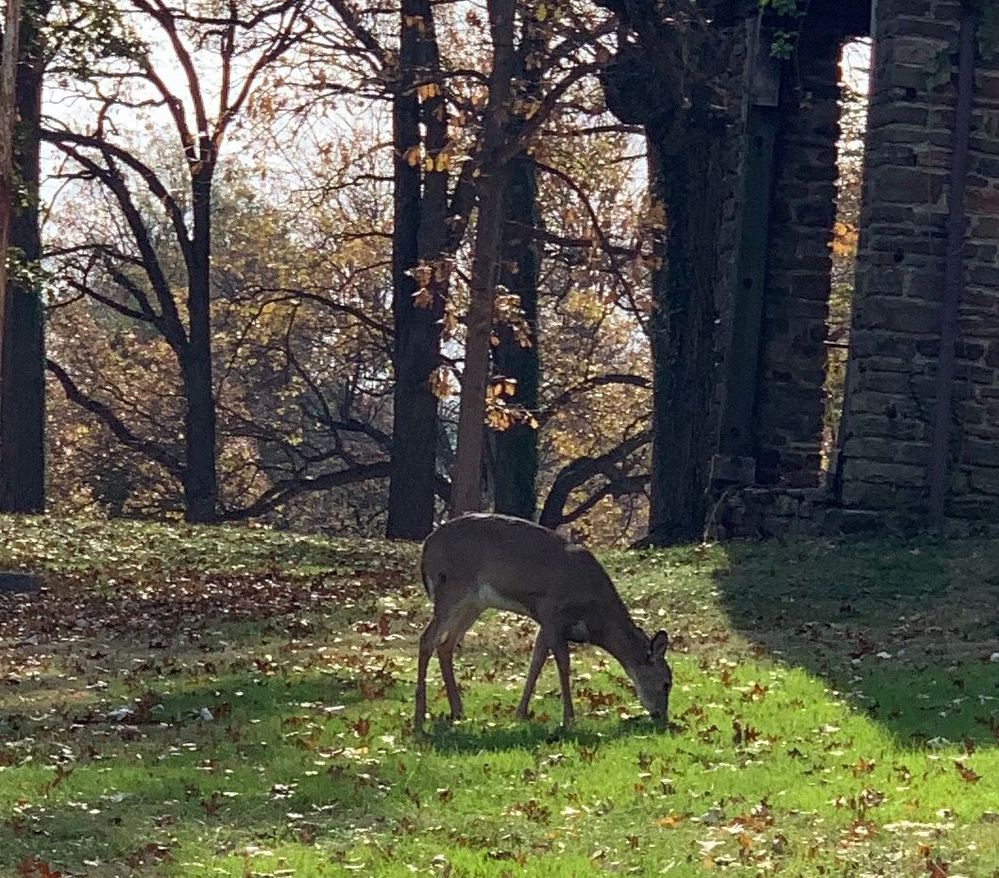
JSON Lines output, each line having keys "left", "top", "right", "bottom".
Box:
{"left": 516, "top": 628, "right": 549, "bottom": 720}
{"left": 414, "top": 618, "right": 438, "bottom": 732}
{"left": 551, "top": 638, "right": 575, "bottom": 728}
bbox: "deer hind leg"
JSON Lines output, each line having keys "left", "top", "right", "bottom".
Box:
{"left": 435, "top": 602, "right": 480, "bottom": 721}
{"left": 516, "top": 628, "right": 550, "bottom": 720}
{"left": 551, "top": 638, "right": 575, "bottom": 728}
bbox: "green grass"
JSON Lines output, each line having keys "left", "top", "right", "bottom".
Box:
{"left": 1, "top": 516, "right": 998, "bottom": 876}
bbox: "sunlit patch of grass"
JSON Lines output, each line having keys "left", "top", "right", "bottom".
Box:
{"left": 2, "top": 518, "right": 999, "bottom": 875}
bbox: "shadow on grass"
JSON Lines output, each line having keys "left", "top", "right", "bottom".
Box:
{"left": 0, "top": 672, "right": 388, "bottom": 873}
{"left": 0, "top": 758, "right": 390, "bottom": 873}
{"left": 714, "top": 537, "right": 999, "bottom": 747}
{"left": 419, "top": 716, "right": 664, "bottom": 753}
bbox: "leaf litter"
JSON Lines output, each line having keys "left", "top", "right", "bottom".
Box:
{"left": 1, "top": 518, "right": 999, "bottom": 875}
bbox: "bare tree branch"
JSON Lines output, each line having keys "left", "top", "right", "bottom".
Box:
{"left": 41, "top": 126, "right": 194, "bottom": 272}
{"left": 537, "top": 373, "right": 651, "bottom": 428}
{"left": 47, "top": 359, "right": 184, "bottom": 476}
{"left": 219, "top": 460, "right": 391, "bottom": 520}
{"left": 45, "top": 140, "right": 189, "bottom": 353}
{"left": 539, "top": 430, "right": 651, "bottom": 529}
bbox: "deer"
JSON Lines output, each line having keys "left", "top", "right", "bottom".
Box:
{"left": 414, "top": 513, "right": 672, "bottom": 731}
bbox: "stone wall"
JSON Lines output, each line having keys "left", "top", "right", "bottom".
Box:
{"left": 752, "top": 16, "right": 846, "bottom": 487}
{"left": 699, "top": 1, "right": 999, "bottom": 539}
{"left": 711, "top": 11, "right": 852, "bottom": 492}
{"left": 704, "top": 2, "right": 999, "bottom": 540}
{"left": 836, "top": 0, "right": 999, "bottom": 523}
{"left": 708, "top": 487, "right": 852, "bottom": 540}
{"left": 710, "top": 484, "right": 999, "bottom": 541}
{"left": 707, "top": 18, "right": 754, "bottom": 465}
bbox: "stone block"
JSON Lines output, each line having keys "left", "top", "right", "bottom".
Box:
{"left": 710, "top": 454, "right": 756, "bottom": 486}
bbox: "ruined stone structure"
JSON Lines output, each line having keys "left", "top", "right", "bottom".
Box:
{"left": 709, "top": 0, "right": 999, "bottom": 538}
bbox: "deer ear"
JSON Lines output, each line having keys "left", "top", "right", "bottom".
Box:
{"left": 649, "top": 630, "right": 669, "bottom": 660}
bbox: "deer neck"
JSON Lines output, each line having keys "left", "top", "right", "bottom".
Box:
{"left": 590, "top": 610, "right": 648, "bottom": 678}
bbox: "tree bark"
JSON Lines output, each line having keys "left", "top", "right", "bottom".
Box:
{"left": 1, "top": 0, "right": 48, "bottom": 514}
{"left": 450, "top": 0, "right": 518, "bottom": 516}
{"left": 491, "top": 16, "right": 543, "bottom": 521}
{"left": 386, "top": 0, "right": 445, "bottom": 540}
{"left": 644, "top": 118, "right": 722, "bottom": 544}
{"left": 492, "top": 150, "right": 541, "bottom": 519}
{"left": 182, "top": 164, "right": 219, "bottom": 523}
{"left": 0, "top": 0, "right": 21, "bottom": 496}
{"left": 598, "top": 0, "right": 738, "bottom": 544}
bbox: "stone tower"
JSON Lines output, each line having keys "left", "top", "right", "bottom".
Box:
{"left": 711, "top": 0, "right": 999, "bottom": 537}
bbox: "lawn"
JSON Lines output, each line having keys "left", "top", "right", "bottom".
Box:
{"left": 1, "top": 516, "right": 998, "bottom": 877}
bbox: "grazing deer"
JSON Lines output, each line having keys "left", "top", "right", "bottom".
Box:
{"left": 414, "top": 513, "right": 672, "bottom": 730}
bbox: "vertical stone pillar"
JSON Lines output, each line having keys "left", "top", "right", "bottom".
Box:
{"left": 752, "top": 18, "right": 845, "bottom": 487}
{"left": 835, "top": 0, "right": 999, "bottom": 523}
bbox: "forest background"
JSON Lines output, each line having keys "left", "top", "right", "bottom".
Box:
{"left": 0, "top": 0, "right": 868, "bottom": 544}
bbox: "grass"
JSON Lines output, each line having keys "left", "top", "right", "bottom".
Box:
{"left": 1, "top": 516, "right": 998, "bottom": 877}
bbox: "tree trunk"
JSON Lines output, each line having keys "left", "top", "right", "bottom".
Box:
{"left": 0, "top": 0, "right": 47, "bottom": 514}
{"left": 492, "top": 150, "right": 541, "bottom": 519}
{"left": 386, "top": 0, "right": 444, "bottom": 540}
{"left": 183, "top": 166, "right": 218, "bottom": 524}
{"left": 0, "top": 0, "right": 21, "bottom": 499}
{"left": 450, "top": 0, "right": 518, "bottom": 517}
{"left": 644, "top": 117, "right": 722, "bottom": 544}
{"left": 596, "top": 0, "right": 742, "bottom": 543}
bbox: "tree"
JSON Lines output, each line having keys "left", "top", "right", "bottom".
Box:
{"left": 47, "top": 138, "right": 397, "bottom": 523}
{"left": 0, "top": 0, "right": 22, "bottom": 506}
{"left": 325, "top": 0, "right": 614, "bottom": 531}
{"left": 450, "top": 0, "right": 518, "bottom": 516}
{"left": 43, "top": 0, "right": 313, "bottom": 523}
{"left": 1, "top": 0, "right": 49, "bottom": 514}
{"left": 385, "top": 0, "right": 449, "bottom": 539}
{"left": 599, "top": 0, "right": 742, "bottom": 543}
{"left": 37, "top": 0, "right": 669, "bottom": 545}
{"left": 449, "top": 0, "right": 615, "bottom": 517}
{"left": 490, "top": 14, "right": 543, "bottom": 521}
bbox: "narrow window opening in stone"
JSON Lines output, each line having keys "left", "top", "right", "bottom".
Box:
{"left": 822, "top": 37, "right": 871, "bottom": 474}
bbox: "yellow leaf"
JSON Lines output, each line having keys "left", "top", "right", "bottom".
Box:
{"left": 429, "top": 366, "right": 453, "bottom": 399}
{"left": 440, "top": 308, "right": 458, "bottom": 339}
{"left": 416, "top": 82, "right": 439, "bottom": 101}
{"left": 402, "top": 145, "right": 421, "bottom": 167}
{"left": 832, "top": 220, "right": 858, "bottom": 256}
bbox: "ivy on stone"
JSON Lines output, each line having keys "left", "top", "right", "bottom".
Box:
{"left": 757, "top": 0, "right": 802, "bottom": 59}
